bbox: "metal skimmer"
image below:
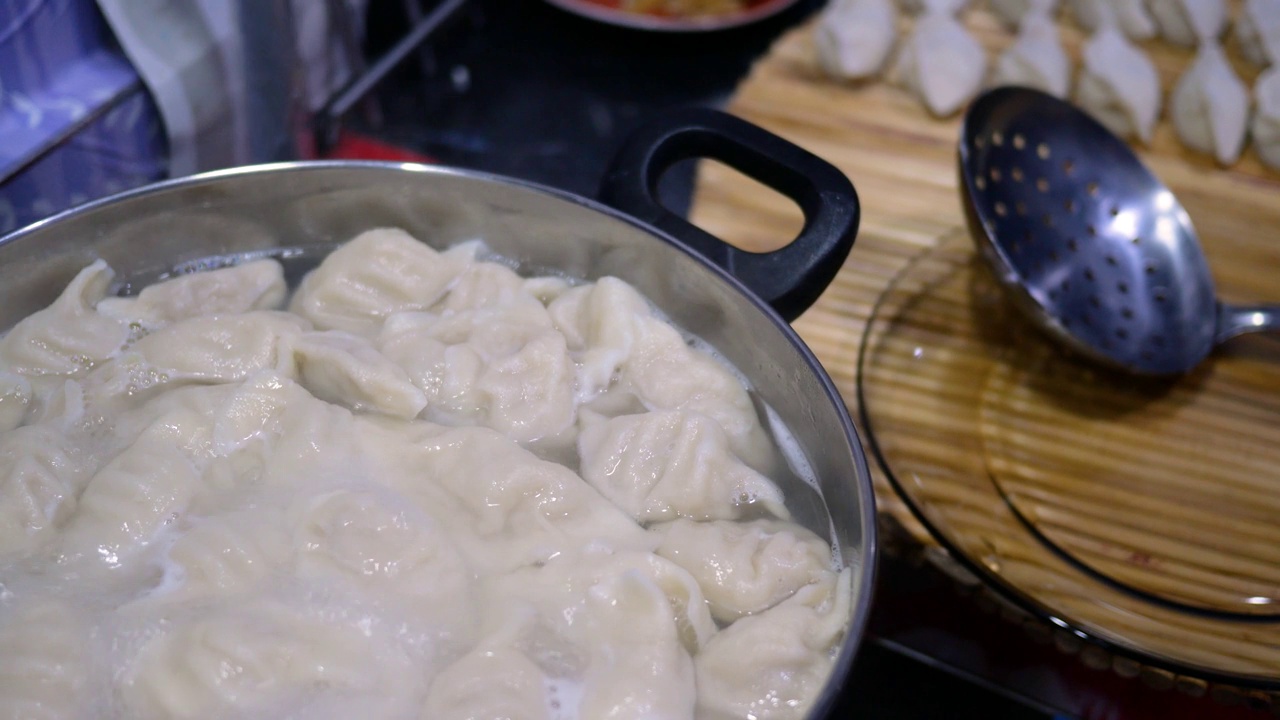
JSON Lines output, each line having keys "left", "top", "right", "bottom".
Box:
{"left": 958, "top": 86, "right": 1278, "bottom": 376}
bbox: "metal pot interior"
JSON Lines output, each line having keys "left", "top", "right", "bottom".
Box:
{"left": 0, "top": 160, "right": 875, "bottom": 712}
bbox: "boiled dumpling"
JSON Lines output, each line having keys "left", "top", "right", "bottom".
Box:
{"left": 1171, "top": 41, "right": 1250, "bottom": 165}
{"left": 96, "top": 259, "right": 286, "bottom": 329}
{"left": 1235, "top": 0, "right": 1280, "bottom": 67}
{"left": 653, "top": 518, "right": 835, "bottom": 622}
{"left": 156, "top": 510, "right": 292, "bottom": 601}
{"left": 0, "top": 600, "right": 93, "bottom": 719}
{"left": 376, "top": 424, "right": 651, "bottom": 573}
{"left": 1147, "top": 0, "right": 1226, "bottom": 46}
{"left": 289, "top": 330, "right": 427, "bottom": 419}
{"left": 1074, "top": 23, "right": 1162, "bottom": 142}
{"left": 576, "top": 571, "right": 697, "bottom": 720}
{"left": 695, "top": 569, "right": 854, "bottom": 720}
{"left": 0, "top": 371, "right": 31, "bottom": 432}
{"left": 548, "top": 277, "right": 777, "bottom": 473}
{"left": 990, "top": 8, "right": 1071, "bottom": 97}
{"left": 889, "top": 1, "right": 987, "bottom": 116}
{"left": 1253, "top": 67, "right": 1280, "bottom": 170}
{"left": 377, "top": 306, "right": 576, "bottom": 445}
{"left": 79, "top": 311, "right": 309, "bottom": 415}
{"left": 290, "top": 488, "right": 476, "bottom": 643}
{"left": 58, "top": 427, "right": 202, "bottom": 567}
{"left": 578, "top": 410, "right": 789, "bottom": 523}
{"left": 288, "top": 227, "right": 472, "bottom": 336}
{"left": 484, "top": 546, "right": 717, "bottom": 658}
{"left": 0, "top": 260, "right": 129, "bottom": 378}
{"left": 117, "top": 601, "right": 421, "bottom": 720}
{"left": 421, "top": 647, "right": 550, "bottom": 720}
{"left": 0, "top": 424, "right": 90, "bottom": 558}
{"left": 990, "top": 0, "right": 1060, "bottom": 28}
{"left": 815, "top": 0, "right": 898, "bottom": 81}
{"left": 478, "top": 550, "right": 701, "bottom": 720}
{"left": 1069, "top": 0, "right": 1156, "bottom": 39}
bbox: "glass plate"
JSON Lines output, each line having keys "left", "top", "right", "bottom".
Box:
{"left": 857, "top": 232, "right": 1280, "bottom": 687}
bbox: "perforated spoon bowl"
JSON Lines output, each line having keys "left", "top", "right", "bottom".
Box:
{"left": 958, "top": 86, "right": 1278, "bottom": 376}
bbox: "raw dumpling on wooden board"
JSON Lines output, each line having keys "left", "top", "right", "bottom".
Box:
{"left": 1074, "top": 22, "right": 1162, "bottom": 142}
{"left": 809, "top": 0, "right": 1276, "bottom": 167}
{"left": 1148, "top": 0, "right": 1228, "bottom": 46}
{"left": 816, "top": 0, "right": 899, "bottom": 80}
{"left": 1254, "top": 66, "right": 1280, "bottom": 168}
{"left": 988, "top": 0, "right": 1060, "bottom": 28}
{"left": 991, "top": 3, "right": 1072, "bottom": 96}
{"left": 889, "top": 0, "right": 987, "bottom": 116}
{"left": 1171, "top": 41, "right": 1250, "bottom": 163}
{"left": 1070, "top": 0, "right": 1157, "bottom": 38}
{"left": 1234, "top": 0, "right": 1280, "bottom": 66}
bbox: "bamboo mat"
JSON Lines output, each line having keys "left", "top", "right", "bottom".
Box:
{"left": 688, "top": 3, "right": 1280, "bottom": 701}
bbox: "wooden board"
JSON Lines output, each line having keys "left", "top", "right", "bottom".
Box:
{"left": 688, "top": 3, "right": 1280, "bottom": 700}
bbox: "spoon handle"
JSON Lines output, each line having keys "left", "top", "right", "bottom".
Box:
{"left": 1216, "top": 303, "right": 1280, "bottom": 342}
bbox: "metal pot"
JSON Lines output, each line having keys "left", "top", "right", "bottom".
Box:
{"left": 0, "top": 108, "right": 876, "bottom": 717}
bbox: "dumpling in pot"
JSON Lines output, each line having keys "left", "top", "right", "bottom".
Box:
{"left": 815, "top": 0, "right": 898, "bottom": 81}
{"left": 1235, "top": 0, "right": 1280, "bottom": 67}
{"left": 653, "top": 518, "right": 834, "bottom": 622}
{"left": 695, "top": 569, "right": 854, "bottom": 720}
{"left": 1074, "top": 24, "right": 1161, "bottom": 143}
{"left": 289, "top": 330, "right": 427, "bottom": 420}
{"left": 1147, "top": 0, "right": 1226, "bottom": 46}
{"left": 376, "top": 424, "right": 651, "bottom": 573}
{"left": 0, "top": 371, "right": 31, "bottom": 432}
{"left": 548, "top": 277, "right": 776, "bottom": 473}
{"left": 97, "top": 259, "right": 286, "bottom": 329}
{"left": 577, "top": 410, "right": 789, "bottom": 523}
{"left": 990, "top": 9, "right": 1071, "bottom": 98}
{"left": 0, "top": 261, "right": 129, "bottom": 378}
{"left": 1252, "top": 67, "right": 1280, "bottom": 170}
{"left": 117, "top": 601, "right": 421, "bottom": 720}
{"left": 889, "top": 0, "right": 986, "bottom": 117}
{"left": 421, "top": 647, "right": 550, "bottom": 720}
{"left": 288, "top": 227, "right": 473, "bottom": 337}
{"left": 0, "top": 424, "right": 91, "bottom": 558}
{"left": 1171, "top": 41, "right": 1250, "bottom": 165}
{"left": 0, "top": 600, "right": 94, "bottom": 719}
{"left": 479, "top": 550, "right": 701, "bottom": 720}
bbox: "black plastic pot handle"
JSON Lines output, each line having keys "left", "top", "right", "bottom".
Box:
{"left": 599, "top": 107, "right": 860, "bottom": 322}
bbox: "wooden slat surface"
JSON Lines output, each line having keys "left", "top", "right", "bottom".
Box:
{"left": 689, "top": 4, "right": 1280, "bottom": 688}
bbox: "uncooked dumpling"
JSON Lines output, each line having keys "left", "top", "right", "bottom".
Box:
{"left": 896, "top": 0, "right": 969, "bottom": 13}
{"left": 1171, "top": 41, "right": 1250, "bottom": 165}
{"left": 991, "top": 9, "right": 1071, "bottom": 97}
{"left": 1069, "top": 0, "right": 1156, "bottom": 39}
{"left": 1074, "top": 24, "right": 1162, "bottom": 142}
{"left": 1253, "top": 67, "right": 1280, "bottom": 170}
{"left": 1147, "top": 0, "right": 1226, "bottom": 46}
{"left": 1235, "top": 0, "right": 1280, "bottom": 67}
{"left": 890, "top": 0, "right": 987, "bottom": 116}
{"left": 989, "top": 0, "right": 1060, "bottom": 28}
{"left": 815, "top": 0, "right": 898, "bottom": 80}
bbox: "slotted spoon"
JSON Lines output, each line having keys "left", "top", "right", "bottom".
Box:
{"left": 959, "top": 86, "right": 1278, "bottom": 376}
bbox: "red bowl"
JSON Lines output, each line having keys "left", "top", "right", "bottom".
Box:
{"left": 542, "top": 0, "right": 801, "bottom": 31}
